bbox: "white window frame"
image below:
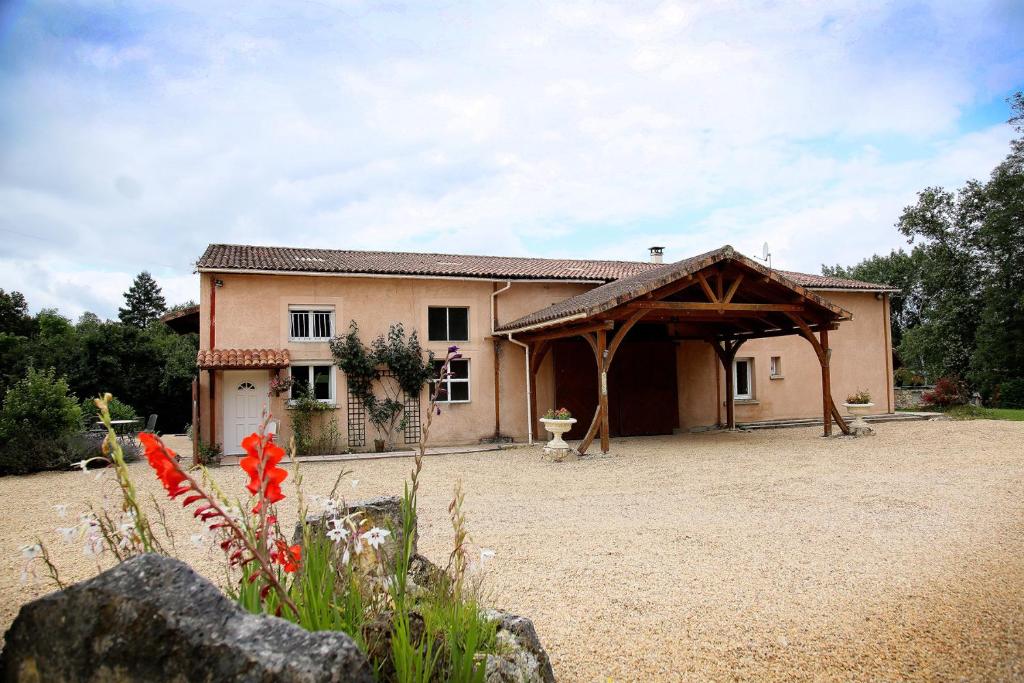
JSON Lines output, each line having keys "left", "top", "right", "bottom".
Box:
{"left": 427, "top": 306, "right": 470, "bottom": 342}
{"left": 430, "top": 358, "right": 471, "bottom": 404}
{"left": 770, "top": 355, "right": 783, "bottom": 379}
{"left": 289, "top": 363, "right": 336, "bottom": 404}
{"left": 289, "top": 307, "right": 335, "bottom": 342}
{"left": 733, "top": 358, "right": 754, "bottom": 400}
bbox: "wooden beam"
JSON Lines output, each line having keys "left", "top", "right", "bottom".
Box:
{"left": 715, "top": 272, "right": 724, "bottom": 303}
{"left": 708, "top": 339, "right": 744, "bottom": 429}
{"left": 696, "top": 272, "right": 718, "bottom": 303}
{"left": 518, "top": 320, "right": 614, "bottom": 343}
{"left": 597, "top": 328, "right": 610, "bottom": 453}
{"left": 723, "top": 274, "right": 744, "bottom": 304}
{"left": 577, "top": 404, "right": 601, "bottom": 456}
{"left": 785, "top": 314, "right": 850, "bottom": 436}
{"left": 607, "top": 309, "right": 648, "bottom": 365}
{"left": 625, "top": 302, "right": 804, "bottom": 312}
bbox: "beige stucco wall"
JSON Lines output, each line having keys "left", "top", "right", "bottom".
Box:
{"left": 198, "top": 273, "right": 591, "bottom": 451}
{"left": 673, "top": 291, "right": 895, "bottom": 429}
{"left": 198, "top": 272, "right": 893, "bottom": 450}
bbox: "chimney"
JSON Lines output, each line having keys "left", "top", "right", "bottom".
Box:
{"left": 649, "top": 246, "right": 664, "bottom": 264}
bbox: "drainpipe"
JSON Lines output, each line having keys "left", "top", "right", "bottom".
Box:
{"left": 506, "top": 334, "right": 533, "bottom": 445}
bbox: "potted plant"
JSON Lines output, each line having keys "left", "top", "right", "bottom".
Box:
{"left": 540, "top": 407, "right": 576, "bottom": 459}
{"left": 842, "top": 389, "right": 874, "bottom": 435}
{"left": 268, "top": 373, "right": 295, "bottom": 397}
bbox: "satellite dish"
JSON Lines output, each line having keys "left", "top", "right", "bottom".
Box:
{"left": 762, "top": 242, "right": 770, "bottom": 260}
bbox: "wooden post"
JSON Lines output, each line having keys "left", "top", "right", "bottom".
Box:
{"left": 597, "top": 328, "right": 610, "bottom": 453}
{"left": 709, "top": 339, "right": 743, "bottom": 430}
{"left": 724, "top": 351, "right": 736, "bottom": 429}
{"left": 820, "top": 329, "right": 832, "bottom": 437}
{"left": 528, "top": 345, "right": 539, "bottom": 440}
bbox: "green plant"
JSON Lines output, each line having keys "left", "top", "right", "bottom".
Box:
{"left": 894, "top": 367, "right": 926, "bottom": 387}
{"left": 543, "top": 407, "right": 573, "bottom": 420}
{"left": 194, "top": 440, "right": 222, "bottom": 466}
{"left": 331, "top": 321, "right": 435, "bottom": 450}
{"left": 995, "top": 378, "right": 1024, "bottom": 409}
{"left": 288, "top": 384, "right": 337, "bottom": 456}
{"left": 845, "top": 389, "right": 872, "bottom": 405}
{"left": 922, "top": 377, "right": 966, "bottom": 407}
{"left": 0, "top": 368, "right": 84, "bottom": 475}
{"left": 80, "top": 395, "right": 137, "bottom": 425}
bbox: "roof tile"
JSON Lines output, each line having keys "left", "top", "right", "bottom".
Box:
{"left": 197, "top": 348, "right": 291, "bottom": 369}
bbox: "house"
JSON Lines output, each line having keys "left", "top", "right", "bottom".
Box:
{"left": 194, "top": 243, "right": 896, "bottom": 456}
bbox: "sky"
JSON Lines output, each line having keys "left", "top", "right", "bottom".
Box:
{"left": 0, "top": 1, "right": 1022, "bottom": 320}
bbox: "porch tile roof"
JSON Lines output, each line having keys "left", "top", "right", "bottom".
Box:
{"left": 197, "top": 348, "right": 291, "bottom": 370}
{"left": 495, "top": 246, "right": 853, "bottom": 333}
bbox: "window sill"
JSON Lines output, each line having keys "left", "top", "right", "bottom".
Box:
{"left": 724, "top": 399, "right": 760, "bottom": 405}
{"left": 288, "top": 338, "right": 332, "bottom": 343}
{"left": 286, "top": 401, "right": 338, "bottom": 409}
{"left": 435, "top": 400, "right": 471, "bottom": 405}
{"left": 770, "top": 375, "right": 785, "bottom": 380}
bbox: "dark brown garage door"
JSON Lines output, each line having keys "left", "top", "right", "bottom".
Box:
{"left": 552, "top": 326, "right": 678, "bottom": 439}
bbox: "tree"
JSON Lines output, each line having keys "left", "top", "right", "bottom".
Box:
{"left": 822, "top": 248, "right": 926, "bottom": 353}
{"left": 0, "top": 290, "right": 35, "bottom": 337}
{"left": 827, "top": 92, "right": 1023, "bottom": 400}
{"left": 119, "top": 271, "right": 167, "bottom": 328}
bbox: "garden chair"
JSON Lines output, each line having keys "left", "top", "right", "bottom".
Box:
{"left": 143, "top": 414, "right": 157, "bottom": 433}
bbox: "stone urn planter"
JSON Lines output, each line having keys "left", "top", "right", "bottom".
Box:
{"left": 540, "top": 417, "right": 576, "bottom": 461}
{"left": 842, "top": 401, "right": 875, "bottom": 436}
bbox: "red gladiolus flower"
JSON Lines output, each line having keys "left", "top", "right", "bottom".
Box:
{"left": 271, "top": 539, "right": 302, "bottom": 573}
{"left": 238, "top": 432, "right": 288, "bottom": 507}
{"left": 138, "top": 432, "right": 187, "bottom": 495}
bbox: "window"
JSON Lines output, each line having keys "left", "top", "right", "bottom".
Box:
{"left": 290, "top": 308, "right": 334, "bottom": 341}
{"left": 428, "top": 307, "right": 469, "bottom": 342}
{"left": 430, "top": 358, "right": 470, "bottom": 402}
{"left": 290, "top": 364, "right": 334, "bottom": 402}
{"left": 770, "top": 356, "right": 783, "bottom": 379}
{"left": 733, "top": 358, "right": 753, "bottom": 400}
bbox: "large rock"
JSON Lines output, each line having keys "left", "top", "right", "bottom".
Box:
{"left": 484, "top": 609, "right": 556, "bottom": 683}
{"left": 1, "top": 554, "right": 372, "bottom": 683}
{"left": 294, "top": 495, "right": 412, "bottom": 572}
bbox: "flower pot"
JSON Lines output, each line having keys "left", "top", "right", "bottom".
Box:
{"left": 374, "top": 438, "right": 386, "bottom": 453}
{"left": 842, "top": 402, "right": 875, "bottom": 436}
{"left": 539, "top": 418, "right": 577, "bottom": 455}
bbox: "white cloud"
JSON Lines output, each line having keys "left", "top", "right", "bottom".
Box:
{"left": 0, "top": 0, "right": 1020, "bottom": 317}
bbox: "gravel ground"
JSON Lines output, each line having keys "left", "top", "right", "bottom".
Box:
{"left": 2, "top": 420, "right": 1023, "bottom": 681}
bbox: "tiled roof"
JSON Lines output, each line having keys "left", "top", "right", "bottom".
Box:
{"left": 778, "top": 270, "right": 897, "bottom": 291}
{"left": 197, "top": 244, "right": 655, "bottom": 282}
{"left": 197, "top": 348, "right": 291, "bottom": 369}
{"left": 496, "top": 246, "right": 853, "bottom": 333}
{"left": 196, "top": 243, "right": 898, "bottom": 291}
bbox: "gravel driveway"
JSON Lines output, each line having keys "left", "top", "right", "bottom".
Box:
{"left": 2, "top": 420, "right": 1023, "bottom": 681}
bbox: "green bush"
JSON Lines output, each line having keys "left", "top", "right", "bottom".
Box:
{"left": 80, "top": 395, "right": 137, "bottom": 426}
{"left": 996, "top": 378, "right": 1024, "bottom": 409}
{"left": 0, "top": 368, "right": 83, "bottom": 475}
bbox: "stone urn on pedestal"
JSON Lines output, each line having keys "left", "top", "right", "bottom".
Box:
{"left": 540, "top": 408, "right": 576, "bottom": 462}
{"left": 842, "top": 390, "right": 875, "bottom": 437}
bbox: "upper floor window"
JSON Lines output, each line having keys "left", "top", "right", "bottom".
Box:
{"left": 290, "top": 308, "right": 334, "bottom": 341}
{"left": 430, "top": 358, "right": 470, "bottom": 402}
{"left": 733, "top": 358, "right": 754, "bottom": 399}
{"left": 428, "top": 306, "right": 469, "bottom": 342}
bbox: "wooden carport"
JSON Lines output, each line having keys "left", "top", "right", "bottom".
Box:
{"left": 496, "top": 246, "right": 853, "bottom": 454}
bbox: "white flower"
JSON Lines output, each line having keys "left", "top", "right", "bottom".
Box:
{"left": 351, "top": 479, "right": 359, "bottom": 489}
{"left": 20, "top": 544, "right": 41, "bottom": 561}
{"left": 56, "top": 527, "right": 78, "bottom": 543}
{"left": 363, "top": 527, "right": 391, "bottom": 550}
{"left": 52, "top": 504, "right": 68, "bottom": 518}
{"left": 83, "top": 534, "right": 104, "bottom": 557}
{"left": 341, "top": 547, "right": 351, "bottom": 565}
{"left": 352, "top": 536, "right": 364, "bottom": 556}
{"left": 480, "top": 548, "right": 496, "bottom": 566}
{"left": 71, "top": 460, "right": 89, "bottom": 472}
{"left": 326, "top": 527, "right": 349, "bottom": 543}
{"left": 322, "top": 498, "right": 338, "bottom": 513}
{"left": 118, "top": 523, "right": 135, "bottom": 537}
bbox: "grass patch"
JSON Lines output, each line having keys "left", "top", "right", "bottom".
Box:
{"left": 917, "top": 405, "right": 1024, "bottom": 421}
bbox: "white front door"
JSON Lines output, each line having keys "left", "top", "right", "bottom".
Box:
{"left": 223, "top": 370, "right": 268, "bottom": 455}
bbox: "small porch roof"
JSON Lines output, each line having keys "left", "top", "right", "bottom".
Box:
{"left": 197, "top": 348, "right": 291, "bottom": 370}
{"left": 496, "top": 245, "right": 853, "bottom": 340}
